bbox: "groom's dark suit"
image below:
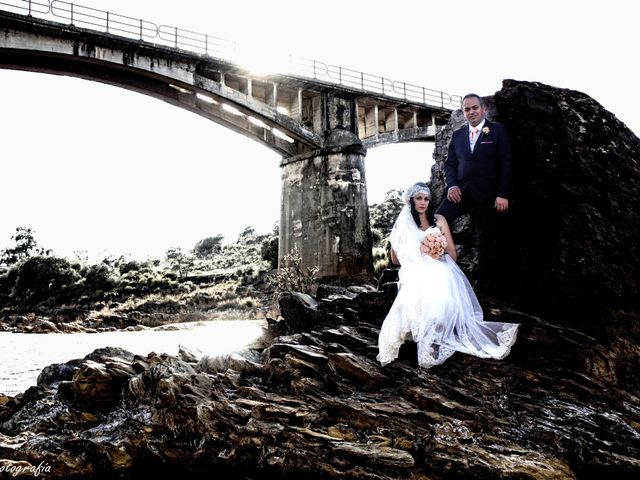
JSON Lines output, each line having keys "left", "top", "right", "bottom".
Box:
{"left": 437, "top": 119, "right": 512, "bottom": 284}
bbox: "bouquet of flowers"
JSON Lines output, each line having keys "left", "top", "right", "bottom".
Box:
{"left": 420, "top": 230, "right": 448, "bottom": 259}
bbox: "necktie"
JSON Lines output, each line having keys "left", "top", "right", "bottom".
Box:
{"left": 470, "top": 127, "right": 478, "bottom": 151}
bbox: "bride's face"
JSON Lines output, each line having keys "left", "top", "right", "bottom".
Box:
{"left": 412, "top": 194, "right": 429, "bottom": 214}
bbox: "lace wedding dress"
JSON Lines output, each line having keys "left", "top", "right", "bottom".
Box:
{"left": 377, "top": 206, "right": 519, "bottom": 368}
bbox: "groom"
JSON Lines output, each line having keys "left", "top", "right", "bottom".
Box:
{"left": 436, "top": 93, "right": 513, "bottom": 289}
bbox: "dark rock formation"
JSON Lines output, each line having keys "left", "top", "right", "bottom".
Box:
{"left": 431, "top": 79, "right": 640, "bottom": 321}
{"left": 1, "top": 287, "right": 638, "bottom": 479}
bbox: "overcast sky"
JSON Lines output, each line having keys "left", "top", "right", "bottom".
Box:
{"left": 1, "top": 0, "right": 637, "bottom": 261}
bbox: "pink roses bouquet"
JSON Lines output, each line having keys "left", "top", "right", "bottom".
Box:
{"left": 420, "top": 230, "right": 447, "bottom": 259}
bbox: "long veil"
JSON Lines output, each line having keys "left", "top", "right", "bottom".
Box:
{"left": 389, "top": 205, "right": 424, "bottom": 266}
{"left": 378, "top": 205, "right": 519, "bottom": 367}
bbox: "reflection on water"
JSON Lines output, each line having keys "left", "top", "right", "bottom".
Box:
{"left": 0, "top": 320, "right": 266, "bottom": 396}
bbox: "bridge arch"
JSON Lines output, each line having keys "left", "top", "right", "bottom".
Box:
{"left": 1, "top": 2, "right": 460, "bottom": 277}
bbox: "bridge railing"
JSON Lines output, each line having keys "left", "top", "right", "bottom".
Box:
{"left": 1, "top": 0, "right": 462, "bottom": 109}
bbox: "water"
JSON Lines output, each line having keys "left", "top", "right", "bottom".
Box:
{"left": 0, "top": 320, "right": 266, "bottom": 396}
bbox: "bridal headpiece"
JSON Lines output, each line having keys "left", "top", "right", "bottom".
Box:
{"left": 403, "top": 182, "right": 431, "bottom": 204}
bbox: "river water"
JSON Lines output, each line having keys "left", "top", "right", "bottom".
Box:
{"left": 0, "top": 320, "right": 266, "bottom": 396}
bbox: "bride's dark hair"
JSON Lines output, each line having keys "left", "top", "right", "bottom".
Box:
{"left": 409, "top": 183, "right": 436, "bottom": 228}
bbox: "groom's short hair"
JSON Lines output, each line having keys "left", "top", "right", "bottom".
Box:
{"left": 462, "top": 93, "right": 484, "bottom": 106}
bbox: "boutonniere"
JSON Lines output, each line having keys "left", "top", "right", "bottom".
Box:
{"left": 482, "top": 126, "right": 490, "bottom": 136}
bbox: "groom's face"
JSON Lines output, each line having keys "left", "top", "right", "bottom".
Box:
{"left": 462, "top": 97, "right": 486, "bottom": 127}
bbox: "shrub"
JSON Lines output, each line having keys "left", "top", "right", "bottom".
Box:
{"left": 165, "top": 247, "right": 195, "bottom": 280}
{"left": 268, "top": 245, "right": 318, "bottom": 296}
{"left": 118, "top": 260, "right": 153, "bottom": 275}
{"left": 260, "top": 227, "right": 279, "bottom": 270}
{"left": 193, "top": 235, "right": 224, "bottom": 259}
{"left": 0, "top": 226, "right": 50, "bottom": 266}
{"left": 369, "top": 189, "right": 403, "bottom": 247}
{"left": 237, "top": 226, "right": 258, "bottom": 245}
{"left": 0, "top": 266, "right": 19, "bottom": 296}
{"left": 82, "top": 263, "right": 118, "bottom": 296}
{"left": 12, "top": 256, "right": 81, "bottom": 304}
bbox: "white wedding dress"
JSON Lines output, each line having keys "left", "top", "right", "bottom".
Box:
{"left": 377, "top": 206, "right": 519, "bottom": 368}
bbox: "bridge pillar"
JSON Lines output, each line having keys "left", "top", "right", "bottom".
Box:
{"left": 279, "top": 129, "right": 373, "bottom": 279}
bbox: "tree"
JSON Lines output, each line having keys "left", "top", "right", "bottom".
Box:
{"left": 237, "top": 226, "right": 258, "bottom": 245}
{"left": 193, "top": 234, "right": 224, "bottom": 259}
{"left": 12, "top": 256, "right": 81, "bottom": 304}
{"left": 370, "top": 189, "right": 404, "bottom": 233}
{"left": 0, "top": 227, "right": 49, "bottom": 266}
{"left": 369, "top": 189, "right": 404, "bottom": 246}
{"left": 165, "top": 247, "right": 194, "bottom": 280}
{"left": 260, "top": 223, "right": 279, "bottom": 270}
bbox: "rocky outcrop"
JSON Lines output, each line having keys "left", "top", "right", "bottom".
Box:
{"left": 431, "top": 80, "right": 640, "bottom": 321}
{"left": 1, "top": 287, "right": 638, "bottom": 479}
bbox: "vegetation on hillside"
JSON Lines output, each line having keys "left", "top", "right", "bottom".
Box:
{"left": 0, "top": 190, "right": 402, "bottom": 319}
{"left": 369, "top": 189, "right": 403, "bottom": 275}
{"left": 0, "top": 225, "right": 278, "bottom": 317}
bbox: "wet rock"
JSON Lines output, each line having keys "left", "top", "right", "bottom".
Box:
{"left": 1, "top": 292, "right": 638, "bottom": 478}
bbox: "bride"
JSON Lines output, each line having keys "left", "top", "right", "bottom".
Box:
{"left": 377, "top": 182, "right": 519, "bottom": 368}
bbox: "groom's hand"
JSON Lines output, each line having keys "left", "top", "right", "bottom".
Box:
{"left": 447, "top": 186, "right": 462, "bottom": 203}
{"left": 495, "top": 197, "right": 509, "bottom": 213}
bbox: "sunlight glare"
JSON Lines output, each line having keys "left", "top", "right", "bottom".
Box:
{"left": 169, "top": 83, "right": 192, "bottom": 94}
{"left": 272, "top": 128, "right": 294, "bottom": 143}
{"left": 248, "top": 116, "right": 269, "bottom": 129}
{"left": 196, "top": 93, "right": 217, "bottom": 104}
{"left": 221, "top": 103, "right": 243, "bottom": 116}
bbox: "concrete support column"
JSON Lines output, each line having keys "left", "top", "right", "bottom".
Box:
{"left": 385, "top": 108, "right": 398, "bottom": 132}
{"left": 279, "top": 129, "right": 372, "bottom": 278}
{"left": 365, "top": 106, "right": 378, "bottom": 137}
{"left": 267, "top": 83, "right": 277, "bottom": 107}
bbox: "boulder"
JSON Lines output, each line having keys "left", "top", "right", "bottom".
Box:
{"left": 431, "top": 79, "right": 640, "bottom": 321}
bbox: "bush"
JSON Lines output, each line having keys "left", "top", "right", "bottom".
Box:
{"left": 165, "top": 247, "right": 195, "bottom": 280}
{"left": 237, "top": 226, "right": 258, "bottom": 245}
{"left": 118, "top": 260, "right": 153, "bottom": 275}
{"left": 369, "top": 189, "right": 403, "bottom": 247}
{"left": 268, "top": 245, "right": 318, "bottom": 296}
{"left": 193, "top": 235, "right": 224, "bottom": 259}
{"left": 12, "top": 256, "right": 81, "bottom": 304}
{"left": 260, "top": 226, "right": 279, "bottom": 270}
{"left": 0, "top": 266, "right": 19, "bottom": 296}
{"left": 82, "top": 263, "right": 118, "bottom": 296}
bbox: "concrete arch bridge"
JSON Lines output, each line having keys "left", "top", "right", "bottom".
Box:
{"left": 0, "top": 0, "right": 461, "bottom": 277}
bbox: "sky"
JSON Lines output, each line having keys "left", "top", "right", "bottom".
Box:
{"left": 1, "top": 0, "right": 637, "bottom": 262}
